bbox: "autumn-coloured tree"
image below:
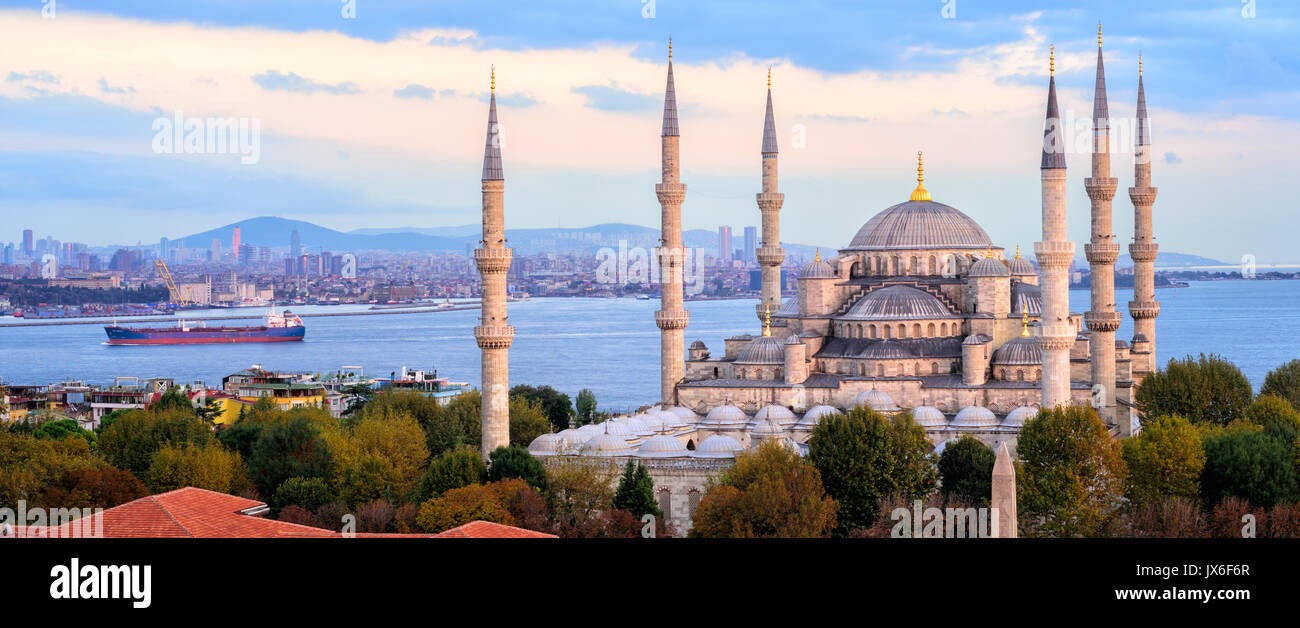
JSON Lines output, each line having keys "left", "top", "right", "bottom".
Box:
{"left": 1260, "top": 359, "right": 1300, "bottom": 412}
{"left": 1016, "top": 405, "right": 1127, "bottom": 537}
{"left": 97, "top": 408, "right": 213, "bottom": 477}
{"left": 416, "top": 482, "right": 514, "bottom": 532}
{"left": 1121, "top": 415, "right": 1205, "bottom": 507}
{"left": 146, "top": 441, "right": 252, "bottom": 495}
{"left": 1118, "top": 496, "right": 1208, "bottom": 538}
{"left": 544, "top": 458, "right": 618, "bottom": 538}
{"left": 39, "top": 466, "right": 148, "bottom": 510}
{"left": 0, "top": 431, "right": 102, "bottom": 505}
{"left": 690, "top": 440, "right": 838, "bottom": 538}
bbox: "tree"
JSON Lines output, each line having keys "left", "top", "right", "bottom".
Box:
{"left": 612, "top": 460, "right": 660, "bottom": 519}
{"left": 690, "top": 441, "right": 838, "bottom": 538}
{"left": 272, "top": 476, "right": 334, "bottom": 512}
{"left": 341, "top": 383, "right": 375, "bottom": 416}
{"left": 1201, "top": 429, "right": 1299, "bottom": 508}
{"left": 937, "top": 436, "right": 995, "bottom": 506}
{"left": 247, "top": 417, "right": 335, "bottom": 499}
{"left": 1135, "top": 353, "right": 1253, "bottom": 426}
{"left": 1260, "top": 359, "right": 1300, "bottom": 412}
{"left": 150, "top": 388, "right": 196, "bottom": 415}
{"left": 0, "top": 432, "right": 100, "bottom": 505}
{"left": 510, "top": 385, "right": 573, "bottom": 431}
{"left": 146, "top": 442, "right": 251, "bottom": 495}
{"left": 416, "top": 481, "right": 515, "bottom": 532}
{"left": 416, "top": 447, "right": 486, "bottom": 502}
{"left": 543, "top": 458, "right": 618, "bottom": 538}
{"left": 97, "top": 408, "right": 212, "bottom": 477}
{"left": 33, "top": 419, "right": 96, "bottom": 445}
{"left": 1242, "top": 395, "right": 1300, "bottom": 433}
{"left": 575, "top": 389, "right": 598, "bottom": 426}
{"left": 807, "top": 407, "right": 936, "bottom": 533}
{"left": 1016, "top": 405, "right": 1127, "bottom": 537}
{"left": 487, "top": 446, "right": 548, "bottom": 491}
{"left": 40, "top": 467, "right": 148, "bottom": 510}
{"left": 1121, "top": 415, "right": 1205, "bottom": 507}
{"left": 334, "top": 414, "right": 430, "bottom": 502}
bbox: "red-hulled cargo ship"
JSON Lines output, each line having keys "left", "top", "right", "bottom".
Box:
{"left": 105, "top": 309, "right": 305, "bottom": 345}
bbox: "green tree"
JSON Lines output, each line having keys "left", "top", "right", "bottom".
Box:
{"left": 1135, "top": 353, "right": 1253, "bottom": 426}
{"left": 612, "top": 460, "right": 661, "bottom": 519}
{"left": 333, "top": 414, "right": 430, "bottom": 502}
{"left": 575, "top": 389, "right": 598, "bottom": 426}
{"left": 1016, "top": 405, "right": 1127, "bottom": 537}
{"left": 1242, "top": 395, "right": 1300, "bottom": 433}
{"left": 0, "top": 432, "right": 101, "bottom": 505}
{"left": 486, "top": 445, "right": 548, "bottom": 492}
{"left": 1260, "top": 359, "right": 1300, "bottom": 412}
{"left": 97, "top": 408, "right": 213, "bottom": 477}
{"left": 247, "top": 416, "right": 335, "bottom": 499}
{"left": 145, "top": 442, "right": 251, "bottom": 495}
{"left": 272, "top": 476, "right": 334, "bottom": 512}
{"left": 937, "top": 436, "right": 995, "bottom": 506}
{"left": 33, "top": 419, "right": 96, "bottom": 445}
{"left": 1201, "top": 429, "right": 1299, "bottom": 508}
{"left": 690, "top": 441, "right": 838, "bottom": 538}
{"left": 416, "top": 446, "right": 487, "bottom": 502}
{"left": 150, "top": 388, "right": 196, "bottom": 415}
{"left": 807, "top": 407, "right": 936, "bottom": 533}
{"left": 510, "top": 385, "right": 573, "bottom": 431}
{"left": 1121, "top": 415, "right": 1205, "bottom": 507}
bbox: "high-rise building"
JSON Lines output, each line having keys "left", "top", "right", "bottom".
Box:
{"left": 22, "top": 229, "right": 33, "bottom": 255}
{"left": 232, "top": 227, "right": 241, "bottom": 257}
{"left": 211, "top": 239, "right": 221, "bottom": 262}
{"left": 717, "top": 225, "right": 732, "bottom": 264}
{"left": 2, "top": 244, "right": 13, "bottom": 265}
{"left": 159, "top": 237, "right": 169, "bottom": 260}
{"left": 743, "top": 225, "right": 758, "bottom": 264}
{"left": 290, "top": 229, "right": 301, "bottom": 263}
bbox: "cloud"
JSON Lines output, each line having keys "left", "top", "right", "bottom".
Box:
{"left": 393, "top": 84, "right": 436, "bottom": 99}
{"left": 476, "top": 92, "right": 537, "bottom": 108}
{"left": 98, "top": 78, "right": 136, "bottom": 94}
{"left": 252, "top": 70, "right": 361, "bottom": 95}
{"left": 571, "top": 84, "right": 659, "bottom": 111}
{"left": 1164, "top": 151, "right": 1181, "bottom": 164}
{"left": 7, "top": 70, "right": 59, "bottom": 84}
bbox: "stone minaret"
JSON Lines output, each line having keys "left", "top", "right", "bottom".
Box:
{"left": 1036, "top": 46, "right": 1075, "bottom": 409}
{"left": 656, "top": 41, "right": 689, "bottom": 404}
{"left": 475, "top": 66, "right": 513, "bottom": 458}
{"left": 1128, "top": 55, "right": 1160, "bottom": 376}
{"left": 1084, "top": 26, "right": 1121, "bottom": 427}
{"left": 755, "top": 68, "right": 785, "bottom": 323}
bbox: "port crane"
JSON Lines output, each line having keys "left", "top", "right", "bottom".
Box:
{"left": 153, "top": 259, "right": 193, "bottom": 307}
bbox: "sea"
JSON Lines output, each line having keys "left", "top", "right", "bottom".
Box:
{"left": 2, "top": 280, "right": 1297, "bottom": 412}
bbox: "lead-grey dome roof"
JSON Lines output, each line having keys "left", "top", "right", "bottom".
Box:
{"left": 799, "top": 258, "right": 836, "bottom": 279}
{"left": 840, "top": 285, "right": 957, "bottom": 321}
{"left": 968, "top": 256, "right": 1010, "bottom": 278}
{"left": 1008, "top": 255, "right": 1036, "bottom": 276}
{"left": 844, "top": 200, "right": 993, "bottom": 251}
{"left": 735, "top": 335, "right": 785, "bottom": 364}
{"left": 1010, "top": 282, "right": 1042, "bottom": 316}
{"left": 992, "top": 336, "right": 1041, "bottom": 365}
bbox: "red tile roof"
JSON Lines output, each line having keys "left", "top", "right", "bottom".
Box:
{"left": 8, "top": 487, "right": 555, "bottom": 539}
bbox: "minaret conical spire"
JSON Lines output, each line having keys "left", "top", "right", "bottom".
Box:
{"left": 1041, "top": 46, "right": 1066, "bottom": 169}
{"left": 1136, "top": 57, "right": 1150, "bottom": 147}
{"left": 662, "top": 39, "right": 679, "bottom": 137}
{"left": 761, "top": 68, "right": 778, "bottom": 154}
{"left": 1092, "top": 25, "right": 1109, "bottom": 130}
{"left": 482, "top": 65, "right": 503, "bottom": 181}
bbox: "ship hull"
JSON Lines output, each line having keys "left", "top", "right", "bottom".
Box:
{"left": 105, "top": 325, "right": 305, "bottom": 345}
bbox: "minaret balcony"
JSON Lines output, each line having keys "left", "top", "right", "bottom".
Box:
{"left": 1084, "top": 177, "right": 1118, "bottom": 200}
{"left": 474, "top": 247, "right": 514, "bottom": 273}
{"left": 474, "top": 325, "right": 515, "bottom": 349}
{"left": 655, "top": 309, "right": 690, "bottom": 330}
{"left": 755, "top": 247, "right": 785, "bottom": 266}
{"left": 1084, "top": 242, "right": 1120, "bottom": 264}
{"left": 1127, "top": 187, "right": 1158, "bottom": 205}
{"left": 1128, "top": 242, "right": 1159, "bottom": 262}
{"left": 655, "top": 183, "right": 686, "bottom": 204}
{"left": 1084, "top": 310, "right": 1123, "bottom": 332}
{"left": 1034, "top": 241, "right": 1075, "bottom": 268}
{"left": 1128, "top": 301, "right": 1161, "bottom": 319}
{"left": 756, "top": 192, "right": 785, "bottom": 209}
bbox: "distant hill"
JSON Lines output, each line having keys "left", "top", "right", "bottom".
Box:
{"left": 1102, "top": 251, "right": 1228, "bottom": 268}
{"left": 162, "top": 217, "right": 830, "bottom": 259}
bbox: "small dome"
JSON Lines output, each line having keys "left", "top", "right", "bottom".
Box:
{"left": 754, "top": 404, "right": 797, "bottom": 426}
{"left": 799, "top": 405, "right": 842, "bottom": 426}
{"left": 619, "top": 415, "right": 653, "bottom": 436}
{"left": 576, "top": 424, "right": 603, "bottom": 438}
{"left": 1115, "top": 339, "right": 1130, "bottom": 349}
{"left": 854, "top": 389, "right": 900, "bottom": 412}
{"left": 638, "top": 412, "right": 667, "bottom": 432}
{"left": 601, "top": 420, "right": 634, "bottom": 437}
{"left": 1132, "top": 333, "right": 1149, "bottom": 343}
{"left": 784, "top": 333, "right": 803, "bottom": 345}
{"left": 735, "top": 336, "right": 785, "bottom": 364}
{"left": 1008, "top": 256, "right": 1036, "bottom": 276}
{"left": 580, "top": 433, "right": 634, "bottom": 457}
{"left": 1003, "top": 406, "right": 1038, "bottom": 428}
{"left": 750, "top": 417, "right": 786, "bottom": 436}
{"left": 690, "top": 339, "right": 707, "bottom": 350}
{"left": 992, "top": 336, "right": 1041, "bottom": 366}
{"left": 527, "top": 433, "right": 561, "bottom": 455}
{"left": 841, "top": 285, "right": 957, "bottom": 321}
{"left": 968, "top": 256, "right": 1010, "bottom": 278}
{"left": 636, "top": 434, "right": 688, "bottom": 458}
{"left": 963, "top": 333, "right": 991, "bottom": 346}
{"left": 951, "top": 406, "right": 998, "bottom": 428}
{"left": 799, "top": 258, "right": 836, "bottom": 279}
{"left": 703, "top": 404, "right": 748, "bottom": 426}
{"left": 554, "top": 429, "right": 585, "bottom": 452}
{"left": 693, "top": 434, "right": 745, "bottom": 458}
{"left": 911, "top": 405, "right": 948, "bottom": 427}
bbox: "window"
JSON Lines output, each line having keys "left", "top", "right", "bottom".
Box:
{"left": 927, "top": 323, "right": 935, "bottom": 337}
{"left": 658, "top": 489, "right": 672, "bottom": 520}
{"left": 688, "top": 489, "right": 701, "bottom": 516}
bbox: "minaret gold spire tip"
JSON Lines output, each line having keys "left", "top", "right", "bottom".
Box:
{"left": 767, "top": 66, "right": 771, "bottom": 89}
{"left": 1139, "top": 53, "right": 1143, "bottom": 76}
{"left": 1050, "top": 45, "right": 1055, "bottom": 76}
{"left": 668, "top": 37, "right": 672, "bottom": 61}
{"left": 1098, "top": 23, "right": 1103, "bottom": 48}
{"left": 909, "top": 151, "right": 931, "bottom": 201}
{"left": 490, "top": 65, "right": 495, "bottom": 94}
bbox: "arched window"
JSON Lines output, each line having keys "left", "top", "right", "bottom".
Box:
{"left": 897, "top": 324, "right": 906, "bottom": 338}
{"left": 912, "top": 323, "right": 921, "bottom": 337}
{"left": 927, "top": 323, "right": 935, "bottom": 337}
{"left": 928, "top": 255, "right": 937, "bottom": 275}
{"left": 940, "top": 322, "right": 947, "bottom": 335}
{"left": 931, "top": 361, "right": 939, "bottom": 374}
{"left": 1016, "top": 369, "right": 1024, "bottom": 381}
{"left": 657, "top": 489, "right": 672, "bottom": 521}
{"left": 869, "top": 324, "right": 877, "bottom": 339}
{"left": 688, "top": 489, "right": 701, "bottom": 516}
{"left": 877, "top": 364, "right": 885, "bottom": 377}
{"left": 713, "top": 367, "right": 719, "bottom": 378}
{"left": 884, "top": 326, "right": 891, "bottom": 339}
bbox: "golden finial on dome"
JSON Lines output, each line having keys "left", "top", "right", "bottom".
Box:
{"left": 490, "top": 65, "right": 495, "bottom": 94}
{"left": 1050, "top": 45, "right": 1055, "bottom": 76}
{"left": 762, "top": 303, "right": 772, "bottom": 337}
{"left": 985, "top": 246, "right": 993, "bottom": 258}
{"left": 814, "top": 248, "right": 821, "bottom": 263}
{"left": 1015, "top": 245, "right": 1021, "bottom": 259}
{"left": 1021, "top": 311, "right": 1031, "bottom": 337}
{"left": 910, "top": 151, "right": 931, "bottom": 201}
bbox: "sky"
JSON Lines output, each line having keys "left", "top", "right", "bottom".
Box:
{"left": 0, "top": 0, "right": 1297, "bottom": 263}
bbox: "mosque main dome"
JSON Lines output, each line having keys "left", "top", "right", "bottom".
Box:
{"left": 844, "top": 199, "right": 994, "bottom": 251}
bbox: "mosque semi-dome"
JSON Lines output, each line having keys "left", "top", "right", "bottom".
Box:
{"left": 527, "top": 433, "right": 562, "bottom": 455}
{"left": 703, "top": 404, "right": 748, "bottom": 426}
{"left": 854, "top": 389, "right": 901, "bottom": 412}
{"left": 840, "top": 285, "right": 958, "bottom": 321}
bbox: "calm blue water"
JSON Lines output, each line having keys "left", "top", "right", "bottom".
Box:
{"left": 2, "top": 280, "right": 1298, "bottom": 410}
